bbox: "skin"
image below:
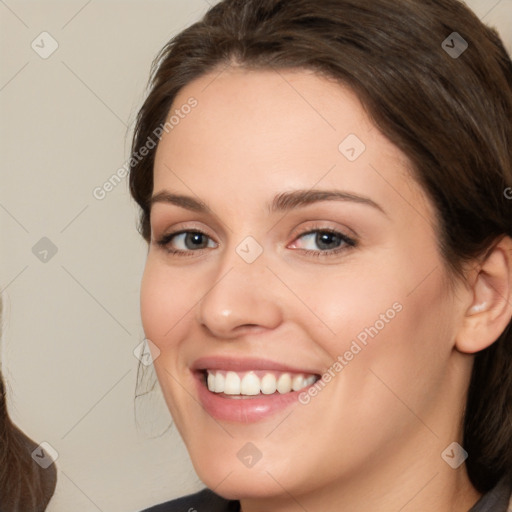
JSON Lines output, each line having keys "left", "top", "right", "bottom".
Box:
{"left": 140, "top": 67, "right": 512, "bottom": 511}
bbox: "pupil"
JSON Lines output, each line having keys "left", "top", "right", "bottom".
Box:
{"left": 186, "top": 233, "right": 206, "bottom": 249}
{"left": 316, "top": 232, "right": 340, "bottom": 250}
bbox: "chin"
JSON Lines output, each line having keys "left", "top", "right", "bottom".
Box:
{"left": 199, "top": 469, "right": 289, "bottom": 500}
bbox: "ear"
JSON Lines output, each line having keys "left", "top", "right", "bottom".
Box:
{"left": 455, "top": 236, "right": 512, "bottom": 354}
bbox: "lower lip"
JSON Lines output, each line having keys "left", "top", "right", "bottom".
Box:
{"left": 195, "top": 373, "right": 307, "bottom": 423}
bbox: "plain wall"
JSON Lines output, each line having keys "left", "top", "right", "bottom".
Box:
{"left": 0, "top": 1, "right": 511, "bottom": 510}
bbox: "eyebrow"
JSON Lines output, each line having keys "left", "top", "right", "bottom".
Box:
{"left": 150, "top": 191, "right": 207, "bottom": 212}
{"left": 150, "top": 189, "right": 387, "bottom": 216}
{"left": 270, "top": 189, "right": 386, "bottom": 215}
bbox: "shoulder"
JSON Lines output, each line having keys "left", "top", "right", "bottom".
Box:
{"left": 139, "top": 488, "right": 240, "bottom": 512}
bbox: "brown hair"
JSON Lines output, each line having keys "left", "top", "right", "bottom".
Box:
{"left": 0, "top": 299, "right": 57, "bottom": 511}
{"left": 129, "top": 0, "right": 512, "bottom": 493}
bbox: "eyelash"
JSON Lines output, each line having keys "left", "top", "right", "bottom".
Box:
{"left": 155, "top": 227, "right": 357, "bottom": 258}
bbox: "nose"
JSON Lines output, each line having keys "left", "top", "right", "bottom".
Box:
{"left": 196, "top": 249, "right": 283, "bottom": 339}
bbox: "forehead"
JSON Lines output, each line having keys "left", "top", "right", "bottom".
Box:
{"left": 152, "top": 67, "right": 431, "bottom": 220}
{"left": 157, "top": 67, "right": 377, "bottom": 166}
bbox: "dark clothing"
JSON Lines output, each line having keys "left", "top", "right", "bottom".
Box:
{"left": 469, "top": 474, "right": 512, "bottom": 512}
{"left": 141, "top": 474, "right": 512, "bottom": 511}
{"left": 140, "top": 488, "right": 239, "bottom": 512}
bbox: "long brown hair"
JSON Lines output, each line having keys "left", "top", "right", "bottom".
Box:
{"left": 129, "top": 0, "right": 512, "bottom": 493}
{"left": 0, "top": 298, "right": 57, "bottom": 511}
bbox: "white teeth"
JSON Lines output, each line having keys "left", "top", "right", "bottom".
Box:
{"left": 207, "top": 371, "right": 215, "bottom": 391}
{"left": 304, "top": 375, "right": 317, "bottom": 387}
{"left": 205, "top": 370, "right": 317, "bottom": 396}
{"left": 241, "top": 372, "right": 260, "bottom": 395}
{"left": 224, "top": 371, "right": 241, "bottom": 395}
{"left": 214, "top": 372, "right": 225, "bottom": 393}
{"left": 261, "top": 373, "right": 277, "bottom": 395}
{"left": 276, "top": 373, "right": 292, "bottom": 394}
{"left": 292, "top": 374, "right": 305, "bottom": 391}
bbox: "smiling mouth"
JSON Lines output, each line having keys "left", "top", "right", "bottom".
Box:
{"left": 202, "top": 369, "right": 320, "bottom": 398}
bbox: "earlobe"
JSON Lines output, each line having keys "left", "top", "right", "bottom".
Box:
{"left": 467, "top": 301, "right": 487, "bottom": 315}
{"left": 455, "top": 236, "right": 512, "bottom": 354}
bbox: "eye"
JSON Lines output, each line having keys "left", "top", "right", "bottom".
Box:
{"left": 156, "top": 230, "right": 217, "bottom": 254}
{"left": 289, "top": 229, "right": 356, "bottom": 256}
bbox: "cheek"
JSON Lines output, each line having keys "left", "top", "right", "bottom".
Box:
{"left": 313, "top": 237, "right": 453, "bottom": 355}
{"left": 305, "top": 249, "right": 456, "bottom": 400}
{"left": 296, "top": 262, "right": 406, "bottom": 355}
{"left": 291, "top": 267, "right": 456, "bottom": 469}
{"left": 140, "top": 259, "right": 193, "bottom": 348}
{"left": 139, "top": 260, "right": 198, "bottom": 423}
{"left": 341, "top": 266, "right": 456, "bottom": 415}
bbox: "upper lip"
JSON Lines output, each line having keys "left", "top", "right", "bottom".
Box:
{"left": 191, "top": 356, "right": 321, "bottom": 375}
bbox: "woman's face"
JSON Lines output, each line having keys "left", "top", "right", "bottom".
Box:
{"left": 141, "top": 68, "right": 469, "bottom": 500}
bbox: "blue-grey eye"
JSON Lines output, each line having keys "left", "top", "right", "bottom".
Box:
{"left": 162, "top": 231, "right": 216, "bottom": 251}
{"left": 298, "top": 231, "right": 348, "bottom": 251}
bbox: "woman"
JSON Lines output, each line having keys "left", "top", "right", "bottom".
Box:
{"left": 130, "top": 0, "right": 512, "bottom": 510}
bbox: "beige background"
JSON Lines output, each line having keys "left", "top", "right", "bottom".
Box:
{"left": 0, "top": 1, "right": 511, "bottom": 511}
